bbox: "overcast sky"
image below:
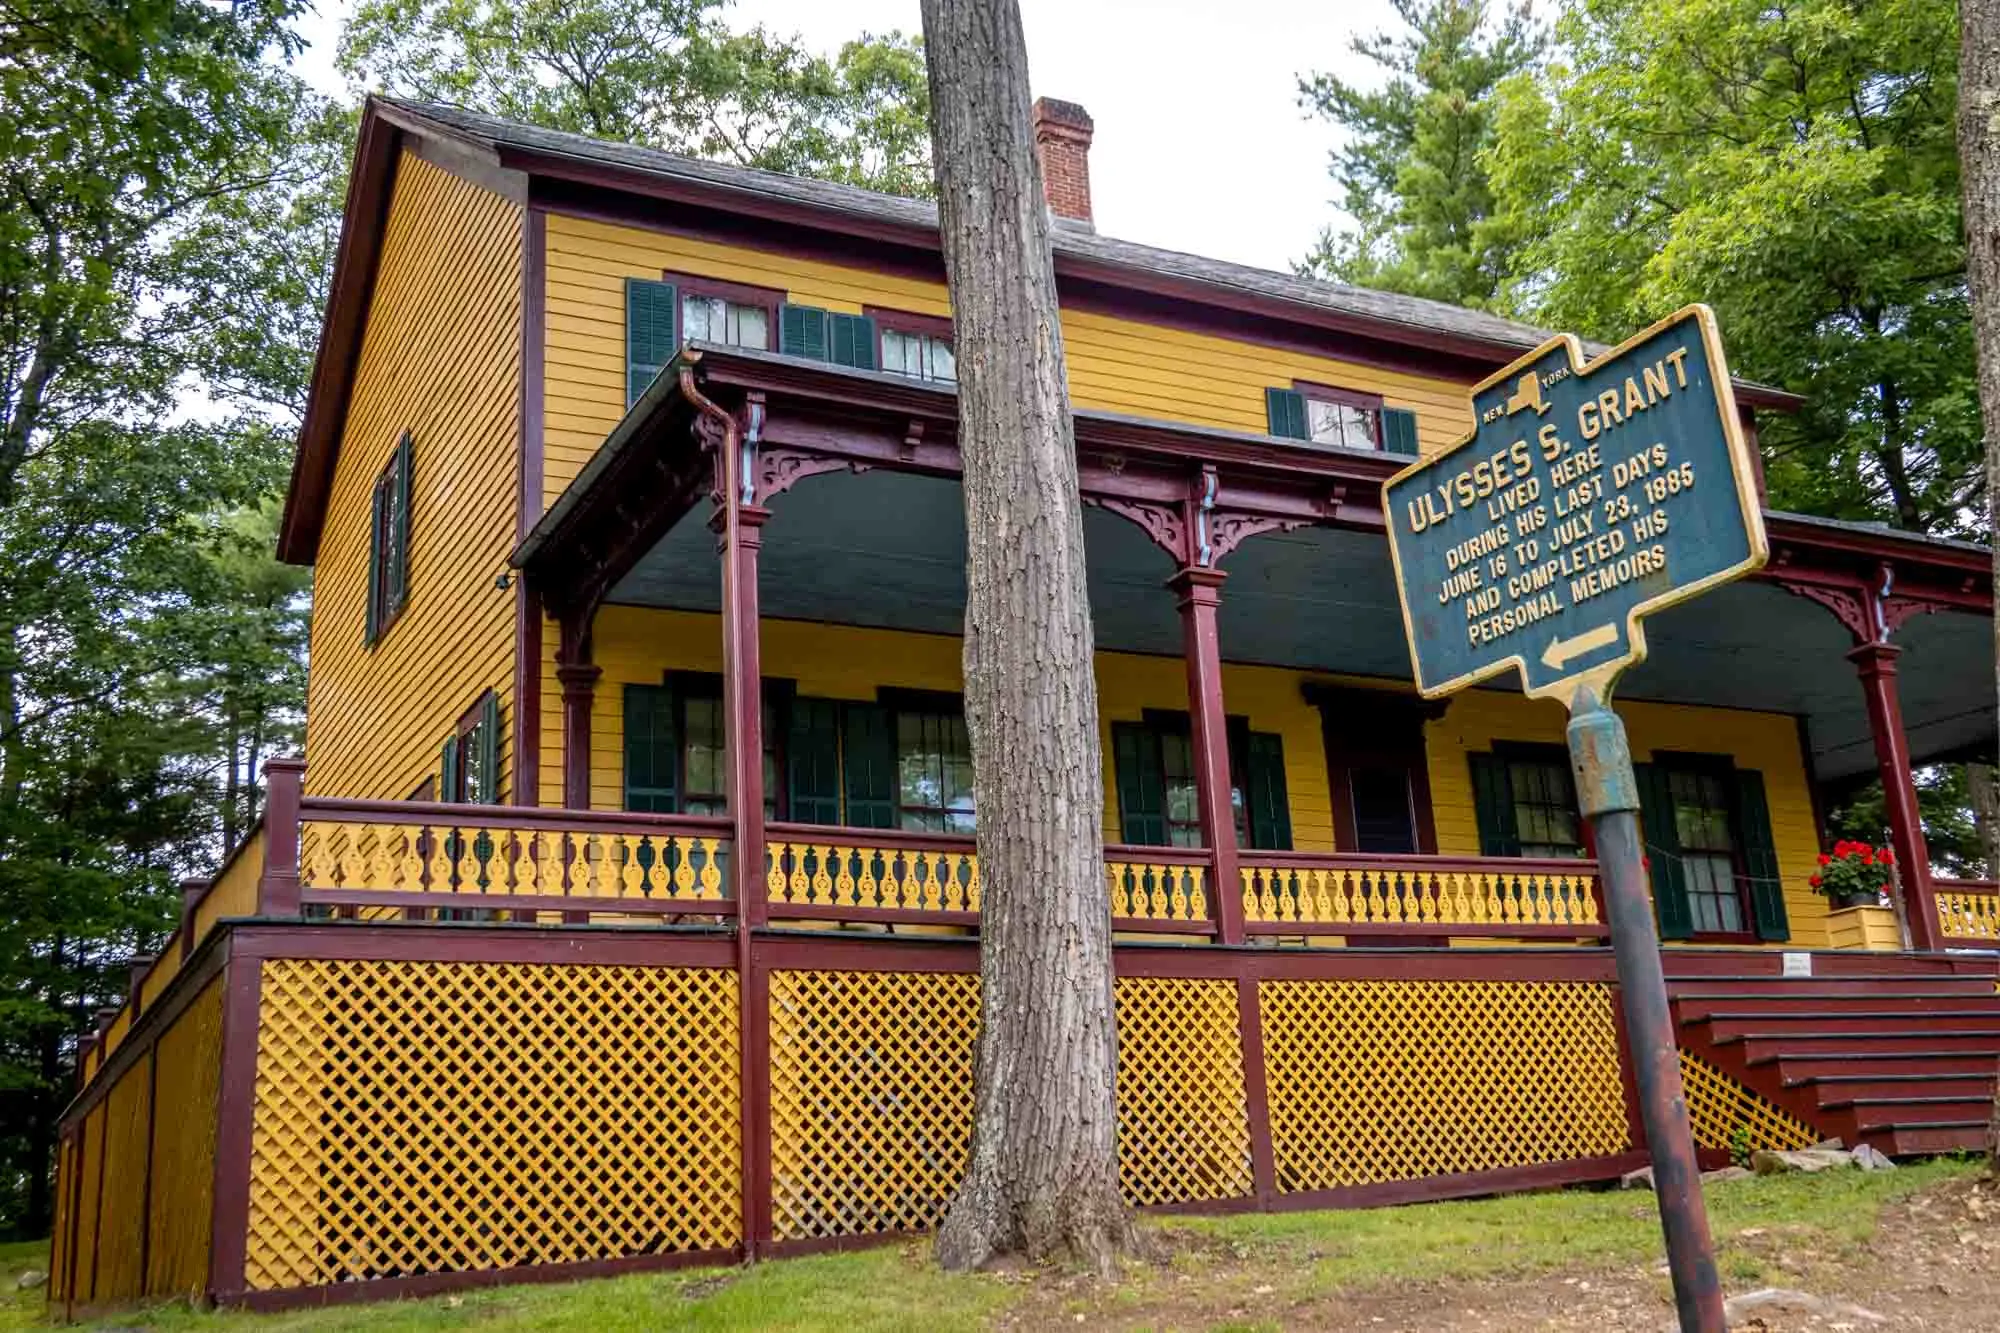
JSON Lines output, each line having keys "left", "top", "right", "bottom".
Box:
{"left": 291, "top": 0, "right": 1403, "bottom": 273}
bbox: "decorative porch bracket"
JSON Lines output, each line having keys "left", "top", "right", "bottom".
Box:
{"left": 1768, "top": 557, "right": 1984, "bottom": 952}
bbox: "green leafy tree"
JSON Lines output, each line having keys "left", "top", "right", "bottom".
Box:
{"left": 1487, "top": 0, "right": 1978, "bottom": 535}
{"left": 0, "top": 0, "right": 317, "bottom": 1237}
{"left": 1297, "top": 0, "right": 1542, "bottom": 307}
{"left": 340, "top": 0, "right": 934, "bottom": 196}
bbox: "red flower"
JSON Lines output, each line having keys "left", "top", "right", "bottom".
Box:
{"left": 1879, "top": 883, "right": 1891, "bottom": 894}
{"left": 1809, "top": 874, "right": 1822, "bottom": 888}
{"left": 1861, "top": 850, "right": 1875, "bottom": 865}
{"left": 1879, "top": 848, "right": 1895, "bottom": 866}
{"left": 1641, "top": 856, "right": 1651, "bottom": 870}
{"left": 1817, "top": 853, "right": 1831, "bottom": 867}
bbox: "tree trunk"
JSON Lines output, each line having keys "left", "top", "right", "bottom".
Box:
{"left": 1959, "top": 0, "right": 2000, "bottom": 1177}
{"left": 919, "top": 0, "right": 1137, "bottom": 1274}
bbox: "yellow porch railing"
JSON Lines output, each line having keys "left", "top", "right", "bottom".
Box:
{"left": 1936, "top": 878, "right": 2000, "bottom": 945}
{"left": 295, "top": 798, "right": 733, "bottom": 919}
{"left": 1105, "top": 847, "right": 1211, "bottom": 931}
{"left": 766, "top": 826, "right": 981, "bottom": 921}
{"left": 1239, "top": 852, "right": 1606, "bottom": 939}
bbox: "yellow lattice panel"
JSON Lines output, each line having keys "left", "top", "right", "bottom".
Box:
{"left": 1679, "top": 1052, "right": 1818, "bottom": 1154}
{"left": 246, "top": 959, "right": 740, "bottom": 1292}
{"left": 1260, "top": 980, "right": 1630, "bottom": 1192}
{"left": 1115, "top": 978, "right": 1253, "bottom": 1205}
{"left": 767, "top": 970, "right": 978, "bottom": 1240}
{"left": 93, "top": 1057, "right": 152, "bottom": 1303}
{"left": 147, "top": 977, "right": 224, "bottom": 1300}
{"left": 768, "top": 970, "right": 1258, "bottom": 1241}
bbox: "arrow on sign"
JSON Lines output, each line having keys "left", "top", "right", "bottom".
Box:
{"left": 1542, "top": 623, "right": 1619, "bottom": 670}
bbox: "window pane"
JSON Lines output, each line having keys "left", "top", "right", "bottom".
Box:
{"left": 883, "top": 330, "right": 918, "bottom": 376}
{"left": 682, "top": 296, "right": 720, "bottom": 344}
{"left": 928, "top": 337, "right": 956, "bottom": 382}
{"left": 1306, "top": 399, "right": 1379, "bottom": 449}
{"left": 897, "top": 708, "right": 976, "bottom": 833}
{"left": 730, "top": 303, "right": 768, "bottom": 349}
{"left": 683, "top": 695, "right": 726, "bottom": 807}
{"left": 1665, "top": 766, "right": 1743, "bottom": 932}
{"left": 1507, "top": 757, "right": 1586, "bottom": 858}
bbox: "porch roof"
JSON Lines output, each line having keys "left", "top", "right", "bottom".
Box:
{"left": 515, "top": 346, "right": 1996, "bottom": 786}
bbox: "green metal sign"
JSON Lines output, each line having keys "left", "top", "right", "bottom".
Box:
{"left": 1384, "top": 305, "right": 1768, "bottom": 702}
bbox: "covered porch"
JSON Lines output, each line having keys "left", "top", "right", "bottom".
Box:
{"left": 491, "top": 344, "right": 1996, "bottom": 953}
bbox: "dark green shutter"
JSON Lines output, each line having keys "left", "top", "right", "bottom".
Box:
{"left": 477, "top": 693, "right": 500, "bottom": 804}
{"left": 1244, "top": 731, "right": 1293, "bottom": 851}
{"left": 1112, "top": 722, "right": 1168, "bottom": 846}
{"left": 365, "top": 480, "right": 384, "bottom": 645}
{"left": 623, "top": 684, "right": 678, "bottom": 812}
{"left": 779, "top": 303, "right": 828, "bottom": 361}
{"left": 626, "top": 278, "right": 677, "bottom": 407}
{"left": 1635, "top": 762, "right": 1695, "bottom": 940}
{"left": 787, "top": 696, "right": 842, "bottom": 824}
{"left": 829, "top": 313, "right": 877, "bottom": 369}
{"left": 1468, "top": 752, "right": 1521, "bottom": 858}
{"left": 1265, "top": 387, "right": 1309, "bottom": 440}
{"left": 1380, "top": 407, "right": 1419, "bottom": 454}
{"left": 841, "top": 702, "right": 897, "bottom": 828}
{"left": 391, "top": 431, "right": 413, "bottom": 615}
{"left": 1732, "top": 768, "right": 1790, "bottom": 941}
{"left": 440, "top": 733, "right": 461, "bottom": 803}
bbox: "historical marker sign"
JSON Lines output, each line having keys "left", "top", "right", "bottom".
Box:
{"left": 1385, "top": 304, "right": 1767, "bottom": 701}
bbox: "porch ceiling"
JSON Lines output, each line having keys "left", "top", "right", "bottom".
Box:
{"left": 604, "top": 467, "right": 1995, "bottom": 785}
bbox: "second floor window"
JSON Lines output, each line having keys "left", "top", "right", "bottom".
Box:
{"left": 625, "top": 275, "right": 780, "bottom": 406}
{"left": 1111, "top": 713, "right": 1291, "bottom": 851}
{"left": 682, "top": 293, "right": 769, "bottom": 350}
{"left": 1469, "top": 745, "right": 1586, "bottom": 861}
{"left": 882, "top": 328, "right": 956, "bottom": 383}
{"left": 1266, "top": 385, "right": 1419, "bottom": 453}
{"left": 365, "top": 432, "right": 412, "bottom": 645}
{"left": 896, "top": 706, "right": 976, "bottom": 833}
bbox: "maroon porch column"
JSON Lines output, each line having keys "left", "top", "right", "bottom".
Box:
{"left": 1170, "top": 566, "right": 1244, "bottom": 944}
{"left": 554, "top": 660, "right": 601, "bottom": 809}
{"left": 1847, "top": 642, "right": 1942, "bottom": 950}
{"left": 714, "top": 503, "right": 771, "bottom": 927}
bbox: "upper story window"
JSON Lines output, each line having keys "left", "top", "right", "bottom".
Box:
{"left": 365, "top": 431, "right": 412, "bottom": 646}
{"left": 1469, "top": 744, "right": 1585, "bottom": 861}
{"left": 623, "top": 676, "right": 779, "bottom": 818}
{"left": 872, "top": 310, "right": 957, "bottom": 384}
{"left": 1265, "top": 384, "right": 1419, "bottom": 454}
{"left": 625, "top": 275, "right": 780, "bottom": 406}
{"left": 895, "top": 703, "right": 976, "bottom": 833}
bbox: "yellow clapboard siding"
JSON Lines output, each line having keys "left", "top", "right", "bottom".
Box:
{"left": 536, "top": 213, "right": 1477, "bottom": 508}
{"left": 303, "top": 152, "right": 522, "bottom": 801}
{"left": 1425, "top": 689, "right": 1834, "bottom": 947}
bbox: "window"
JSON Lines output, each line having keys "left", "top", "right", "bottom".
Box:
{"left": 1667, "top": 765, "right": 1743, "bottom": 934}
{"left": 1468, "top": 745, "right": 1585, "bottom": 860}
{"left": 1636, "top": 755, "right": 1789, "bottom": 943}
{"left": 1505, "top": 752, "right": 1587, "bottom": 858}
{"left": 869, "top": 309, "right": 955, "bottom": 383}
{"left": 1349, "top": 767, "right": 1418, "bottom": 855}
{"left": 896, "top": 707, "right": 976, "bottom": 833}
{"left": 365, "top": 432, "right": 412, "bottom": 644}
{"left": 622, "top": 676, "right": 779, "bottom": 817}
{"left": 1111, "top": 713, "right": 1290, "bottom": 850}
{"left": 683, "top": 293, "right": 769, "bottom": 350}
{"left": 1266, "top": 385, "right": 1419, "bottom": 453}
{"left": 624, "top": 275, "right": 780, "bottom": 406}
{"left": 1313, "top": 687, "right": 1438, "bottom": 855}
{"left": 441, "top": 692, "right": 501, "bottom": 805}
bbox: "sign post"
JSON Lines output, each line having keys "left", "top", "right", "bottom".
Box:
{"left": 1384, "top": 305, "right": 1767, "bottom": 1333}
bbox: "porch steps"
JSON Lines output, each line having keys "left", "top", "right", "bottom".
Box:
{"left": 1665, "top": 955, "right": 2000, "bottom": 1158}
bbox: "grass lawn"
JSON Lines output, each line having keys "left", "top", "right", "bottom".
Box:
{"left": 4, "top": 1158, "right": 1981, "bottom": 1332}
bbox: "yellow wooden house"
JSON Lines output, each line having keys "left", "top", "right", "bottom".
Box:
{"left": 48, "top": 95, "right": 2000, "bottom": 1314}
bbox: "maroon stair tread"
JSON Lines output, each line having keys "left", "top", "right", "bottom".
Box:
{"left": 1764, "top": 1052, "right": 2000, "bottom": 1080}
{"left": 1867, "top": 1122, "right": 1992, "bottom": 1155}
{"left": 1674, "top": 992, "right": 2000, "bottom": 1019}
{"left": 1790, "top": 1073, "right": 2000, "bottom": 1101}
{"left": 1728, "top": 1033, "right": 2000, "bottom": 1062}
{"left": 1669, "top": 978, "right": 2000, "bottom": 998}
{"left": 1697, "top": 1012, "right": 2000, "bottom": 1041}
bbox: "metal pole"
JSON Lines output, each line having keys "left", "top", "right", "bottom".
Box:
{"left": 1567, "top": 688, "right": 1725, "bottom": 1333}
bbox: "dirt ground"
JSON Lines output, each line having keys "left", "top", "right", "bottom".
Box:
{"left": 999, "top": 1173, "right": 2000, "bottom": 1332}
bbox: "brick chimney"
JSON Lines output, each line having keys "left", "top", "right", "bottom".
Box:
{"left": 1031, "top": 98, "right": 1095, "bottom": 226}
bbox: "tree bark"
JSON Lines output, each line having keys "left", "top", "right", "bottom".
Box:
{"left": 1967, "top": 763, "right": 2000, "bottom": 879}
{"left": 1959, "top": 0, "right": 2000, "bottom": 1177}
{"left": 919, "top": 0, "right": 1137, "bottom": 1274}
